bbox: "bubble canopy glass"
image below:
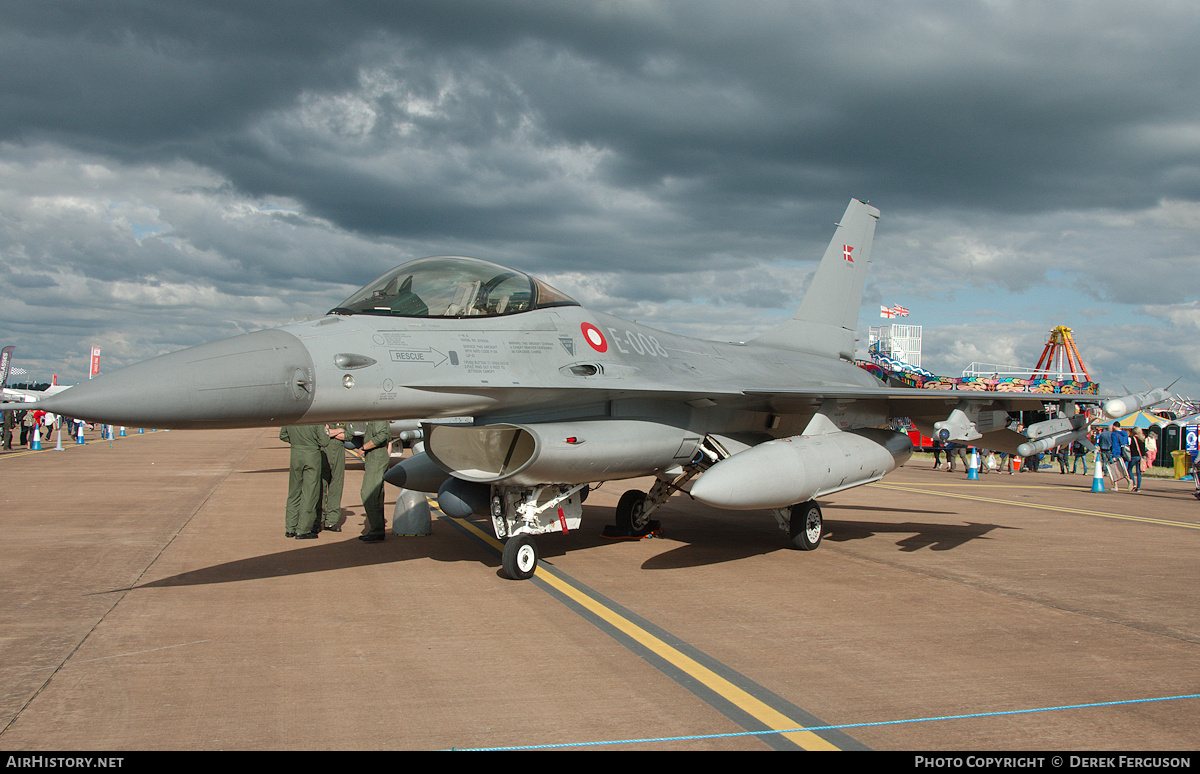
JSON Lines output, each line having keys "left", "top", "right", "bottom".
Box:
{"left": 331, "top": 256, "right": 579, "bottom": 318}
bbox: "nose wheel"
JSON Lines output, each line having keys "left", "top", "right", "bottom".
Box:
{"left": 502, "top": 534, "right": 540, "bottom": 580}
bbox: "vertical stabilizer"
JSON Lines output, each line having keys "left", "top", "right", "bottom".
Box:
{"left": 751, "top": 199, "right": 879, "bottom": 359}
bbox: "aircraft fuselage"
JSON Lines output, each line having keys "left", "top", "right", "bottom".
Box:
{"left": 296, "top": 305, "right": 884, "bottom": 434}
{"left": 38, "top": 300, "right": 885, "bottom": 439}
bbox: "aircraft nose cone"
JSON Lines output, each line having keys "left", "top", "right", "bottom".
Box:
{"left": 38, "top": 329, "right": 316, "bottom": 429}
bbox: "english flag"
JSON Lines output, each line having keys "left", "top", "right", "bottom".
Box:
{"left": 880, "top": 306, "right": 896, "bottom": 318}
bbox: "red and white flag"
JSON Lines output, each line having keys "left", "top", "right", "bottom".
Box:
{"left": 880, "top": 306, "right": 895, "bottom": 318}
{"left": 843, "top": 245, "right": 854, "bottom": 263}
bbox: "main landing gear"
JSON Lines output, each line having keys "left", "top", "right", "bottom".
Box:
{"left": 604, "top": 468, "right": 695, "bottom": 540}
{"left": 490, "top": 476, "right": 825, "bottom": 580}
{"left": 791, "top": 500, "right": 824, "bottom": 550}
{"left": 603, "top": 488, "right": 660, "bottom": 539}
{"left": 773, "top": 500, "right": 823, "bottom": 551}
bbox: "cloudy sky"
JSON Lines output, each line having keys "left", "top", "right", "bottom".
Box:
{"left": 3, "top": 1, "right": 1199, "bottom": 401}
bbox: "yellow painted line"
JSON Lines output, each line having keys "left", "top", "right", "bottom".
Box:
{"left": 447, "top": 514, "right": 839, "bottom": 750}
{"left": 869, "top": 482, "right": 1200, "bottom": 531}
{"left": 0, "top": 448, "right": 47, "bottom": 460}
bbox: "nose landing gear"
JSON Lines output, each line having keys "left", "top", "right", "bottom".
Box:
{"left": 501, "top": 534, "right": 540, "bottom": 580}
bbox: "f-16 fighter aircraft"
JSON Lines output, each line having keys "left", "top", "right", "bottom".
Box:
{"left": 34, "top": 199, "right": 1163, "bottom": 579}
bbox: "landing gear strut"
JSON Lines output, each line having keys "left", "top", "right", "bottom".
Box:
{"left": 606, "top": 461, "right": 706, "bottom": 539}
{"left": 604, "top": 486, "right": 665, "bottom": 539}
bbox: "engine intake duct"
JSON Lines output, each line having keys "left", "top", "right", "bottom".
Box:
{"left": 423, "top": 420, "right": 703, "bottom": 487}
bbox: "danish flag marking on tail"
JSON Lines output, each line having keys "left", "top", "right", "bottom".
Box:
{"left": 843, "top": 244, "right": 854, "bottom": 263}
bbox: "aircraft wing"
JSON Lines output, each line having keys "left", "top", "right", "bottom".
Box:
{"left": 742, "top": 385, "right": 1063, "bottom": 414}
{"left": 2, "top": 385, "right": 72, "bottom": 405}
{"left": 3, "top": 388, "right": 45, "bottom": 404}
{"left": 741, "top": 384, "right": 1120, "bottom": 457}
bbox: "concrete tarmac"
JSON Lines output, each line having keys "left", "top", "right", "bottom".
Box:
{"left": 2, "top": 429, "right": 1198, "bottom": 750}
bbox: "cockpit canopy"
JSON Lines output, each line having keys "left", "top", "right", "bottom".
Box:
{"left": 331, "top": 256, "right": 579, "bottom": 319}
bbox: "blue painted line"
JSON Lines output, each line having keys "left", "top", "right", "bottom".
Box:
{"left": 451, "top": 692, "right": 1200, "bottom": 751}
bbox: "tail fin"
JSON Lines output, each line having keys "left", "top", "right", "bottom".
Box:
{"left": 751, "top": 199, "right": 879, "bottom": 359}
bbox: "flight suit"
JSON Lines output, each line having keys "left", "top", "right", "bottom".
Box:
{"left": 321, "top": 423, "right": 346, "bottom": 529}
{"left": 358, "top": 420, "right": 391, "bottom": 539}
{"left": 280, "top": 424, "right": 327, "bottom": 536}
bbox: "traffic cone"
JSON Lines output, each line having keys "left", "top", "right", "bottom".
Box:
{"left": 119, "top": 426, "right": 126, "bottom": 437}
{"left": 76, "top": 423, "right": 85, "bottom": 444}
{"left": 31, "top": 427, "right": 41, "bottom": 450}
{"left": 1091, "top": 450, "right": 1106, "bottom": 493}
{"left": 967, "top": 448, "right": 979, "bottom": 480}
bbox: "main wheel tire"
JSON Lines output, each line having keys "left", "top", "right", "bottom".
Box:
{"left": 615, "top": 489, "right": 650, "bottom": 531}
{"left": 501, "top": 534, "right": 539, "bottom": 580}
{"left": 789, "top": 501, "right": 823, "bottom": 551}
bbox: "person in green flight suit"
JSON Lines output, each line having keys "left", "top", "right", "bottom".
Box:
{"left": 279, "top": 424, "right": 328, "bottom": 539}
{"left": 321, "top": 423, "right": 346, "bottom": 531}
{"left": 357, "top": 420, "right": 391, "bottom": 542}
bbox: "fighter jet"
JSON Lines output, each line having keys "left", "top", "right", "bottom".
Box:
{"left": 34, "top": 199, "right": 1160, "bottom": 579}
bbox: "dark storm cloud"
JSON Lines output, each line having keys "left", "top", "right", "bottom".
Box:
{"left": 8, "top": 1, "right": 1199, "bottom": 244}
{"left": 0, "top": 1, "right": 413, "bottom": 127}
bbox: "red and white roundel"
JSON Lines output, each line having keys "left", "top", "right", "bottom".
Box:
{"left": 581, "top": 322, "right": 607, "bottom": 353}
